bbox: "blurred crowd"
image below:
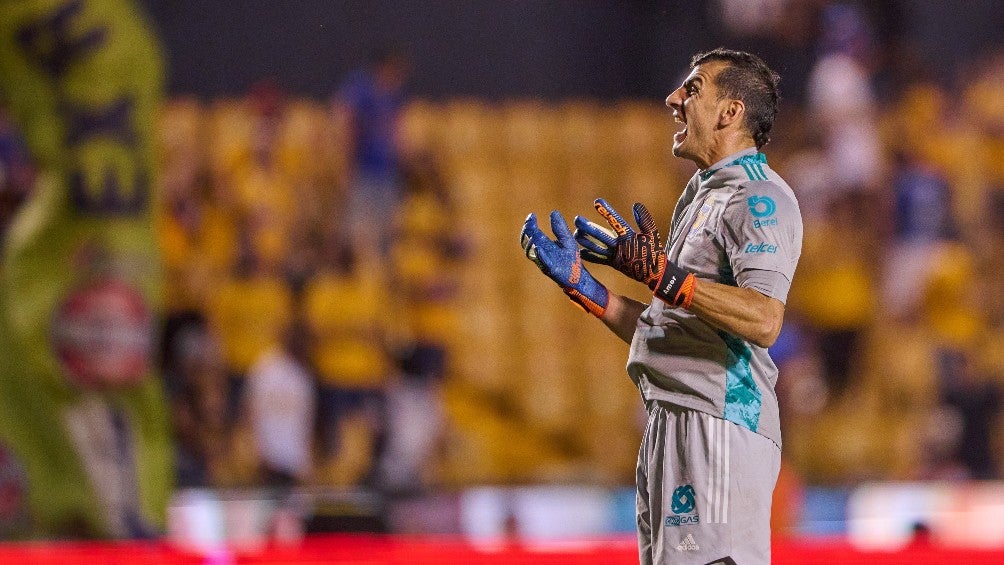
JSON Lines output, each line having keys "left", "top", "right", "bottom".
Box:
{"left": 742, "top": 4, "right": 1004, "bottom": 485}
{"left": 0, "top": 2, "right": 1001, "bottom": 501}
{"left": 153, "top": 54, "right": 466, "bottom": 495}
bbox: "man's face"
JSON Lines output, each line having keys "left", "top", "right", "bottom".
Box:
{"left": 665, "top": 60, "right": 730, "bottom": 169}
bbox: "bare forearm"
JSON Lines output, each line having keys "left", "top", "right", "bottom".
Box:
{"left": 686, "top": 280, "right": 784, "bottom": 348}
{"left": 600, "top": 293, "right": 648, "bottom": 344}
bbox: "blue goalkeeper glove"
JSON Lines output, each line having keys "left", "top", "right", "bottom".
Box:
{"left": 520, "top": 211, "right": 608, "bottom": 317}
{"left": 574, "top": 198, "right": 696, "bottom": 309}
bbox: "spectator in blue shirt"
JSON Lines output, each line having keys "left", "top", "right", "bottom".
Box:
{"left": 332, "top": 49, "right": 410, "bottom": 259}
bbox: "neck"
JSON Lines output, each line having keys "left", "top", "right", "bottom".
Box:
{"left": 698, "top": 133, "right": 757, "bottom": 170}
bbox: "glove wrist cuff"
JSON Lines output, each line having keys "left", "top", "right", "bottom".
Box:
{"left": 645, "top": 253, "right": 668, "bottom": 291}
{"left": 653, "top": 262, "right": 696, "bottom": 309}
{"left": 565, "top": 285, "right": 608, "bottom": 318}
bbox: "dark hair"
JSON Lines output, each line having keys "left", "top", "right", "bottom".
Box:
{"left": 691, "top": 48, "right": 780, "bottom": 149}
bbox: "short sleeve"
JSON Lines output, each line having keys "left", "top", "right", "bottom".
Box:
{"left": 719, "top": 181, "right": 803, "bottom": 303}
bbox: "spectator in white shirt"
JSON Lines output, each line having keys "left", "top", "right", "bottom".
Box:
{"left": 245, "top": 320, "right": 317, "bottom": 486}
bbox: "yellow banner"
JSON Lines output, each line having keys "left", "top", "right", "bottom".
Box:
{"left": 0, "top": 0, "right": 171, "bottom": 538}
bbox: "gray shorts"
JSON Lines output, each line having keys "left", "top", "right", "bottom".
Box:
{"left": 636, "top": 402, "right": 780, "bottom": 565}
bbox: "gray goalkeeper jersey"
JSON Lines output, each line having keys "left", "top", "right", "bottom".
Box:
{"left": 627, "top": 148, "right": 802, "bottom": 448}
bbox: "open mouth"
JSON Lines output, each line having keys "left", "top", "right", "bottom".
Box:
{"left": 673, "top": 111, "right": 687, "bottom": 144}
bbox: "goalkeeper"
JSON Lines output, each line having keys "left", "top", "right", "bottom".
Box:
{"left": 520, "top": 48, "right": 802, "bottom": 565}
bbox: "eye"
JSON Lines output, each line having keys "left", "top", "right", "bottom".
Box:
{"left": 686, "top": 85, "right": 699, "bottom": 96}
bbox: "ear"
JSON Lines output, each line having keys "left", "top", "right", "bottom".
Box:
{"left": 718, "top": 99, "right": 745, "bottom": 128}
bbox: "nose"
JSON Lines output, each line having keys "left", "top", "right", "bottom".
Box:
{"left": 665, "top": 86, "right": 684, "bottom": 111}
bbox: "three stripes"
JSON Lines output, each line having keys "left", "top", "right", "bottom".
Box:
{"left": 739, "top": 160, "right": 769, "bottom": 181}
{"left": 705, "top": 413, "right": 730, "bottom": 525}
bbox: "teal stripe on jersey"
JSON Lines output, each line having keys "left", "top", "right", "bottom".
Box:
{"left": 740, "top": 163, "right": 757, "bottom": 181}
{"left": 700, "top": 152, "right": 769, "bottom": 181}
{"left": 720, "top": 333, "right": 762, "bottom": 432}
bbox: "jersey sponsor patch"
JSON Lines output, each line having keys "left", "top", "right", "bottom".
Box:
{"left": 687, "top": 195, "right": 727, "bottom": 241}
{"left": 744, "top": 242, "right": 778, "bottom": 254}
{"left": 747, "top": 195, "right": 776, "bottom": 218}
{"left": 687, "top": 201, "right": 713, "bottom": 241}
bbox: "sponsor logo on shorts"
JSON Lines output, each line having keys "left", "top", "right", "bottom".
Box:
{"left": 665, "top": 515, "right": 701, "bottom": 526}
{"left": 676, "top": 533, "right": 700, "bottom": 551}
{"left": 665, "top": 484, "right": 700, "bottom": 528}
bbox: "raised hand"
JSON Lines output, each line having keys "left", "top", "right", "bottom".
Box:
{"left": 520, "top": 210, "right": 608, "bottom": 317}
{"left": 575, "top": 198, "right": 695, "bottom": 308}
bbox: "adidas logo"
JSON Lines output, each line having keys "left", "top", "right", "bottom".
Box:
{"left": 676, "top": 533, "right": 700, "bottom": 551}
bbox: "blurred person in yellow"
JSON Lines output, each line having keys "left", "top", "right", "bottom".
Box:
{"left": 207, "top": 224, "right": 294, "bottom": 427}
{"left": 379, "top": 155, "right": 465, "bottom": 491}
{"left": 964, "top": 53, "right": 1004, "bottom": 192}
{"left": 233, "top": 80, "right": 296, "bottom": 269}
{"left": 157, "top": 155, "right": 240, "bottom": 312}
{"left": 787, "top": 190, "right": 877, "bottom": 399}
{"left": 919, "top": 244, "right": 985, "bottom": 348}
{"left": 302, "top": 235, "right": 392, "bottom": 487}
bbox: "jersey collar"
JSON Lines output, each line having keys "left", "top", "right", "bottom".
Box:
{"left": 698, "top": 148, "right": 766, "bottom": 182}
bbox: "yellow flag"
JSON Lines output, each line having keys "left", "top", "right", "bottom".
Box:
{"left": 0, "top": 0, "right": 171, "bottom": 538}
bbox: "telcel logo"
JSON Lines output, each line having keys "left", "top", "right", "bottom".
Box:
{"left": 745, "top": 242, "right": 778, "bottom": 254}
